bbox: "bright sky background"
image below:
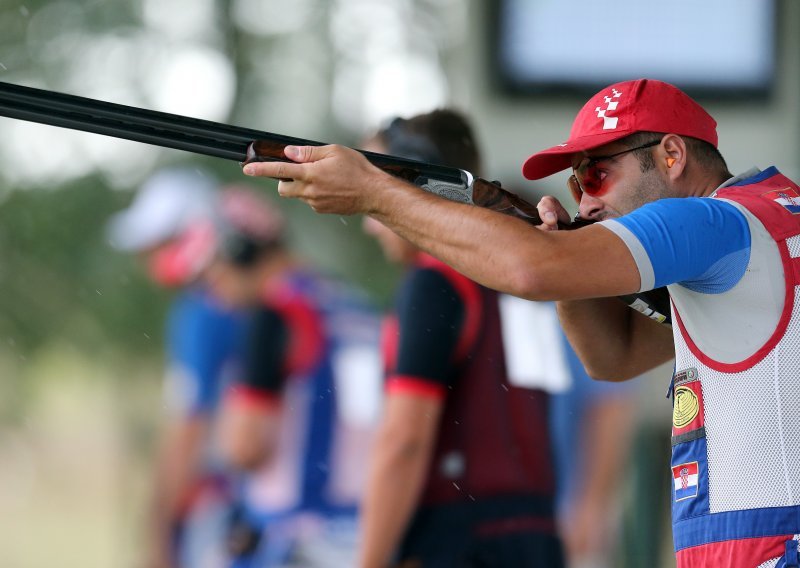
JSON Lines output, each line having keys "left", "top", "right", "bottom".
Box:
{"left": 0, "top": 0, "right": 461, "bottom": 190}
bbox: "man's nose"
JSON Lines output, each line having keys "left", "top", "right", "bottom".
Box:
{"left": 579, "top": 193, "right": 606, "bottom": 220}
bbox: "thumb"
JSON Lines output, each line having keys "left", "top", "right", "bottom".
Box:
{"left": 284, "top": 144, "right": 332, "bottom": 163}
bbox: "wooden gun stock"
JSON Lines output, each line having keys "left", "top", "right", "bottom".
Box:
{"left": 469, "top": 178, "right": 595, "bottom": 229}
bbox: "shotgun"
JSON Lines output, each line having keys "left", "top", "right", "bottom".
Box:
{"left": 0, "top": 80, "right": 670, "bottom": 324}
{"left": 0, "top": 80, "right": 563, "bottom": 227}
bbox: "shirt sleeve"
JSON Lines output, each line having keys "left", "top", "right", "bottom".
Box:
{"left": 164, "top": 291, "right": 241, "bottom": 416}
{"left": 600, "top": 197, "right": 752, "bottom": 293}
{"left": 390, "top": 267, "right": 466, "bottom": 397}
{"left": 236, "top": 306, "right": 290, "bottom": 397}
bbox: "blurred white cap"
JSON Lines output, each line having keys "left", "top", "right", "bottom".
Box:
{"left": 107, "top": 167, "right": 220, "bottom": 252}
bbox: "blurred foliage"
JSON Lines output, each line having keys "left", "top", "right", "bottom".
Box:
{"left": 0, "top": 175, "right": 169, "bottom": 357}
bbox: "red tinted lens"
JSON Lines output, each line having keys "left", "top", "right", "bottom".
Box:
{"left": 574, "top": 159, "right": 605, "bottom": 196}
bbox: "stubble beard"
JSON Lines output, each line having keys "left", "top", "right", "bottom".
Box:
{"left": 622, "top": 170, "right": 673, "bottom": 215}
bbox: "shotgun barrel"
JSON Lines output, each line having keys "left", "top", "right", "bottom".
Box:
{"left": 0, "top": 81, "right": 467, "bottom": 185}
{"left": 0, "top": 80, "right": 558, "bottom": 225}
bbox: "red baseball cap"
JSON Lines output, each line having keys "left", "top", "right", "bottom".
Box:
{"left": 522, "top": 79, "right": 718, "bottom": 180}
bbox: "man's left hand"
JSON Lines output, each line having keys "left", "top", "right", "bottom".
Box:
{"left": 242, "top": 144, "right": 388, "bottom": 216}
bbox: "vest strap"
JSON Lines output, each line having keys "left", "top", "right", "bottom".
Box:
{"left": 782, "top": 538, "right": 799, "bottom": 567}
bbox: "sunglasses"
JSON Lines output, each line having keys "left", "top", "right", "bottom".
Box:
{"left": 568, "top": 139, "right": 661, "bottom": 198}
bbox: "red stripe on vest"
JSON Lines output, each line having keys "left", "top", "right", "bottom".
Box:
{"left": 263, "top": 282, "right": 326, "bottom": 377}
{"left": 675, "top": 534, "right": 792, "bottom": 568}
{"left": 226, "top": 384, "right": 282, "bottom": 411}
{"left": 386, "top": 375, "right": 447, "bottom": 400}
{"left": 672, "top": 238, "right": 795, "bottom": 373}
{"left": 474, "top": 515, "right": 557, "bottom": 538}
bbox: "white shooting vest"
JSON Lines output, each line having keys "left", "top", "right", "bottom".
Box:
{"left": 668, "top": 168, "right": 800, "bottom": 568}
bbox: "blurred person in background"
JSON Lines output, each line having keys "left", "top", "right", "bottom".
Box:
{"left": 359, "top": 110, "right": 564, "bottom": 568}
{"left": 107, "top": 168, "right": 246, "bottom": 568}
{"left": 492, "top": 292, "right": 639, "bottom": 568}
{"left": 203, "top": 187, "right": 382, "bottom": 568}
{"left": 549, "top": 333, "right": 637, "bottom": 568}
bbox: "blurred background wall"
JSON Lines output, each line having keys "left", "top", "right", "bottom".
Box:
{"left": 0, "top": 0, "right": 796, "bottom": 566}
{"left": 451, "top": 0, "right": 800, "bottom": 200}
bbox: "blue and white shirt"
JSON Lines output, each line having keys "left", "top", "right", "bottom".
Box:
{"left": 601, "top": 167, "right": 784, "bottom": 364}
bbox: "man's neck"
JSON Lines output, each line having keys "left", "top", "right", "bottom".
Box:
{"left": 693, "top": 171, "right": 734, "bottom": 198}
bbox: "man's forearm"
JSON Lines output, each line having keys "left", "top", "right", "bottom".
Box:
{"left": 358, "top": 395, "right": 442, "bottom": 568}
{"left": 367, "top": 175, "right": 639, "bottom": 301}
{"left": 368, "top": 177, "right": 537, "bottom": 295}
{"left": 557, "top": 298, "right": 674, "bottom": 380}
{"left": 358, "top": 435, "right": 432, "bottom": 568}
{"left": 146, "top": 418, "right": 208, "bottom": 567}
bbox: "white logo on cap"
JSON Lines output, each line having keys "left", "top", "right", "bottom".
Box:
{"left": 595, "top": 88, "right": 622, "bottom": 130}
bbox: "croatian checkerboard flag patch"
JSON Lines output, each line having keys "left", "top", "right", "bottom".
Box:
{"left": 764, "top": 187, "right": 800, "bottom": 214}
{"left": 672, "top": 462, "right": 699, "bottom": 501}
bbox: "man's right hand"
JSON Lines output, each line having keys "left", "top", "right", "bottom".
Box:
{"left": 535, "top": 195, "right": 573, "bottom": 231}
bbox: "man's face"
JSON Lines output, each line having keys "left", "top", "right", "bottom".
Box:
{"left": 570, "top": 140, "right": 672, "bottom": 220}
{"left": 205, "top": 259, "right": 257, "bottom": 308}
{"left": 360, "top": 137, "right": 419, "bottom": 264}
{"left": 142, "top": 240, "right": 195, "bottom": 288}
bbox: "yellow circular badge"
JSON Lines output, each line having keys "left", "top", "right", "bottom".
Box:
{"left": 673, "top": 386, "right": 700, "bottom": 428}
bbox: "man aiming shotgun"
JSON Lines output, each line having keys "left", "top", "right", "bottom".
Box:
{"left": 6, "top": 78, "right": 787, "bottom": 565}
{"left": 240, "top": 79, "right": 800, "bottom": 568}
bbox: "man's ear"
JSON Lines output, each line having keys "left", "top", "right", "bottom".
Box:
{"left": 660, "top": 134, "right": 686, "bottom": 178}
